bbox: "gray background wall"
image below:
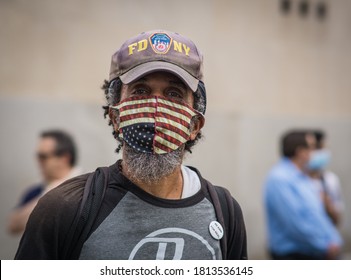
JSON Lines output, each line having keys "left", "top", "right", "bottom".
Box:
{"left": 1, "top": 0, "right": 350, "bottom": 259}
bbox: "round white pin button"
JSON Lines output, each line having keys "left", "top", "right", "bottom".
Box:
{"left": 209, "top": 221, "right": 224, "bottom": 240}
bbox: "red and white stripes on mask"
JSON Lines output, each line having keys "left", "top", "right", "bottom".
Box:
{"left": 111, "top": 95, "right": 203, "bottom": 154}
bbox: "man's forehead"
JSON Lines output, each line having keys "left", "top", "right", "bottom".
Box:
{"left": 126, "top": 72, "right": 188, "bottom": 88}
{"left": 306, "top": 133, "right": 317, "bottom": 147}
{"left": 38, "top": 137, "right": 56, "bottom": 149}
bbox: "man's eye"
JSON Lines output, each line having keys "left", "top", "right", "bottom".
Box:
{"left": 133, "top": 88, "right": 148, "bottom": 95}
{"left": 167, "top": 91, "right": 183, "bottom": 99}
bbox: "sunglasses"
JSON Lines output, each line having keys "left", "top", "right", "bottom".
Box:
{"left": 36, "top": 152, "right": 59, "bottom": 161}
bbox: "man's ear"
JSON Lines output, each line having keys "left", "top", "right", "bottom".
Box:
{"left": 109, "top": 107, "right": 119, "bottom": 132}
{"left": 190, "top": 115, "right": 205, "bottom": 141}
{"left": 59, "top": 152, "right": 71, "bottom": 167}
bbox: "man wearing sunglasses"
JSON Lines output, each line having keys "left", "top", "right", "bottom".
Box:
{"left": 8, "top": 130, "right": 81, "bottom": 235}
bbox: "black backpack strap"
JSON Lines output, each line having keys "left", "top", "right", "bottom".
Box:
{"left": 205, "top": 180, "right": 235, "bottom": 260}
{"left": 215, "top": 186, "right": 235, "bottom": 257}
{"left": 62, "top": 166, "right": 110, "bottom": 259}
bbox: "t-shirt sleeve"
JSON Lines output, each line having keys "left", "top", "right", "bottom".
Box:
{"left": 14, "top": 174, "right": 89, "bottom": 259}
{"left": 228, "top": 197, "right": 248, "bottom": 260}
{"left": 17, "top": 184, "right": 44, "bottom": 207}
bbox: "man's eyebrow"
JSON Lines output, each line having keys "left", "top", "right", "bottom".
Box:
{"left": 130, "top": 77, "right": 187, "bottom": 90}
{"left": 132, "top": 77, "right": 147, "bottom": 84}
{"left": 169, "top": 80, "right": 187, "bottom": 90}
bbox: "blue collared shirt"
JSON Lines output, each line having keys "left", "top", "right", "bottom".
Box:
{"left": 264, "top": 158, "right": 342, "bottom": 257}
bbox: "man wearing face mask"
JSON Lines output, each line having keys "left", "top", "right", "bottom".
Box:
{"left": 307, "top": 130, "right": 344, "bottom": 226}
{"left": 264, "top": 130, "right": 342, "bottom": 260}
{"left": 15, "top": 30, "right": 247, "bottom": 260}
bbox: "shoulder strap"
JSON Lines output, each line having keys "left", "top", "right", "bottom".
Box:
{"left": 205, "top": 180, "right": 235, "bottom": 260}
{"left": 62, "top": 166, "right": 110, "bottom": 259}
{"left": 216, "top": 186, "right": 235, "bottom": 256}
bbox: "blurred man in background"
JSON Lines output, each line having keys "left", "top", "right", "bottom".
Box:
{"left": 307, "top": 130, "right": 344, "bottom": 226}
{"left": 264, "top": 130, "right": 342, "bottom": 259}
{"left": 7, "top": 130, "right": 81, "bottom": 235}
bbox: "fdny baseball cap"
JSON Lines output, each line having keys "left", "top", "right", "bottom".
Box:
{"left": 109, "top": 30, "right": 204, "bottom": 92}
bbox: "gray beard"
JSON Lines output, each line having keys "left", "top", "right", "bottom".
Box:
{"left": 123, "top": 143, "right": 184, "bottom": 184}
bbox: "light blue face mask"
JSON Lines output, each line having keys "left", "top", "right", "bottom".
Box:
{"left": 307, "top": 149, "right": 331, "bottom": 171}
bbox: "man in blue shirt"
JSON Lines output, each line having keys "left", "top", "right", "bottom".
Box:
{"left": 7, "top": 130, "right": 81, "bottom": 235}
{"left": 264, "top": 130, "right": 342, "bottom": 259}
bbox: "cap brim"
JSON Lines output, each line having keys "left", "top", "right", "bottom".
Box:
{"left": 119, "top": 61, "right": 199, "bottom": 92}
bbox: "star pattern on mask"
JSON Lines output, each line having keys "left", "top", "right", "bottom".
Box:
{"left": 123, "top": 123, "right": 154, "bottom": 153}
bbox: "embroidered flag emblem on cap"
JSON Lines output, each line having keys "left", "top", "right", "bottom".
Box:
{"left": 109, "top": 30, "right": 204, "bottom": 93}
{"left": 112, "top": 96, "right": 201, "bottom": 154}
{"left": 149, "top": 33, "right": 172, "bottom": 54}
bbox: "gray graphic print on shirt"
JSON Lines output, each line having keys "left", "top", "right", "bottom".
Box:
{"left": 79, "top": 192, "right": 222, "bottom": 260}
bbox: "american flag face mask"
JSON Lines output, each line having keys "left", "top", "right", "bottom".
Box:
{"left": 111, "top": 95, "right": 202, "bottom": 154}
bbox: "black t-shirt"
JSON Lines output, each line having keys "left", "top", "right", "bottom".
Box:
{"left": 15, "top": 163, "right": 247, "bottom": 260}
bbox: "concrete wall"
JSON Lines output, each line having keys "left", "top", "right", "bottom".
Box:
{"left": 1, "top": 0, "right": 350, "bottom": 259}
